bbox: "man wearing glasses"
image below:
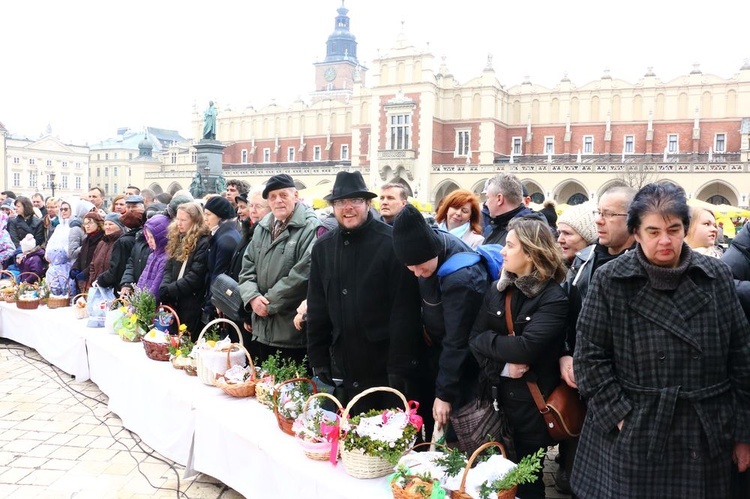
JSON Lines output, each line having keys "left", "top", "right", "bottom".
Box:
{"left": 306, "top": 171, "right": 422, "bottom": 408}
{"left": 555, "top": 184, "right": 636, "bottom": 494}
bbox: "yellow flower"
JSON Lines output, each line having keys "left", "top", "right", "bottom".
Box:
{"left": 119, "top": 306, "right": 127, "bottom": 313}
{"left": 206, "top": 340, "right": 216, "bottom": 348}
{"left": 148, "top": 329, "right": 157, "bottom": 338}
{"left": 179, "top": 324, "right": 187, "bottom": 332}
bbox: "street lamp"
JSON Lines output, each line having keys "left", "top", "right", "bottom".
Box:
{"left": 49, "top": 172, "right": 56, "bottom": 197}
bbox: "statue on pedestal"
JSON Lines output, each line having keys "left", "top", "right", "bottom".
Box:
{"left": 202, "top": 101, "right": 217, "bottom": 140}
{"left": 189, "top": 171, "right": 205, "bottom": 199}
{"left": 215, "top": 176, "right": 227, "bottom": 194}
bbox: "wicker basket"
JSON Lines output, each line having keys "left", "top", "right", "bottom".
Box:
{"left": 16, "top": 297, "right": 40, "bottom": 310}
{"left": 340, "top": 386, "right": 410, "bottom": 479}
{"left": 449, "top": 442, "right": 515, "bottom": 499}
{"left": 15, "top": 273, "right": 41, "bottom": 309}
{"left": 72, "top": 293, "right": 88, "bottom": 319}
{"left": 296, "top": 392, "right": 343, "bottom": 461}
{"left": 0, "top": 270, "right": 17, "bottom": 303}
{"left": 273, "top": 377, "right": 317, "bottom": 436}
{"left": 195, "top": 318, "right": 244, "bottom": 386}
{"left": 390, "top": 442, "right": 451, "bottom": 499}
{"left": 255, "top": 379, "right": 275, "bottom": 407}
{"left": 141, "top": 305, "right": 180, "bottom": 361}
{"left": 47, "top": 295, "right": 70, "bottom": 309}
{"left": 215, "top": 343, "right": 257, "bottom": 397}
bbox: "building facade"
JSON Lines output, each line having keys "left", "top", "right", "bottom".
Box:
{"left": 4, "top": 133, "right": 89, "bottom": 200}
{"left": 187, "top": 4, "right": 750, "bottom": 208}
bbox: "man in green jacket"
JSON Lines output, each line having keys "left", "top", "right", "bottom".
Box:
{"left": 239, "top": 174, "right": 319, "bottom": 366}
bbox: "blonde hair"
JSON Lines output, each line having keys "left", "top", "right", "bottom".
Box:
{"left": 686, "top": 207, "right": 716, "bottom": 248}
{"left": 508, "top": 217, "right": 567, "bottom": 283}
{"left": 166, "top": 202, "right": 209, "bottom": 261}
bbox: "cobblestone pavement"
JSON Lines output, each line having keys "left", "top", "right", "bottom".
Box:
{"left": 0, "top": 338, "right": 571, "bottom": 498}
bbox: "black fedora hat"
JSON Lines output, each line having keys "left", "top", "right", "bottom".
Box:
{"left": 323, "top": 171, "right": 377, "bottom": 201}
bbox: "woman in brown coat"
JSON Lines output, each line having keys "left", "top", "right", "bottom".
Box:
{"left": 86, "top": 213, "right": 123, "bottom": 290}
{"left": 70, "top": 212, "right": 104, "bottom": 294}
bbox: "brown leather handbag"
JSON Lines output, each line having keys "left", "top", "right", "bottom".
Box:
{"left": 504, "top": 290, "right": 585, "bottom": 441}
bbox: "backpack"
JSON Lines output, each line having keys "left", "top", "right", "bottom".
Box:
{"left": 436, "top": 244, "right": 504, "bottom": 281}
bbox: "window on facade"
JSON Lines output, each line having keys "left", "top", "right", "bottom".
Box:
{"left": 105, "top": 153, "right": 109, "bottom": 160}
{"left": 113, "top": 166, "right": 118, "bottom": 176}
{"left": 191, "top": 152, "right": 196, "bottom": 163}
{"left": 75, "top": 176, "right": 81, "bottom": 190}
{"left": 341, "top": 144, "right": 349, "bottom": 160}
{"left": 105, "top": 183, "right": 109, "bottom": 194}
{"left": 114, "top": 152, "right": 118, "bottom": 160}
{"left": 46, "top": 159, "right": 52, "bottom": 167}
{"left": 171, "top": 152, "right": 177, "bottom": 164}
{"left": 313, "top": 146, "right": 322, "bottom": 161}
{"left": 668, "top": 134, "right": 678, "bottom": 153}
{"left": 389, "top": 114, "right": 411, "bottom": 150}
{"left": 583, "top": 136, "right": 594, "bottom": 154}
{"left": 104, "top": 167, "right": 109, "bottom": 176}
{"left": 62, "top": 161, "right": 68, "bottom": 168}
{"left": 715, "top": 133, "right": 726, "bottom": 153}
{"left": 288, "top": 147, "right": 295, "bottom": 162}
{"left": 263, "top": 148, "right": 270, "bottom": 163}
{"left": 29, "top": 172, "right": 36, "bottom": 187}
{"left": 96, "top": 167, "right": 101, "bottom": 177}
{"left": 13, "top": 157, "right": 19, "bottom": 164}
{"left": 512, "top": 137, "right": 522, "bottom": 155}
{"left": 114, "top": 183, "right": 118, "bottom": 194}
{"left": 624, "top": 136, "right": 634, "bottom": 153}
{"left": 97, "top": 154, "right": 100, "bottom": 160}
{"left": 46, "top": 174, "right": 53, "bottom": 187}
{"left": 129, "top": 153, "right": 133, "bottom": 160}
{"left": 455, "top": 130, "right": 470, "bottom": 156}
{"left": 12, "top": 173, "right": 20, "bottom": 187}
{"left": 75, "top": 162, "right": 81, "bottom": 169}
{"left": 241, "top": 149, "right": 248, "bottom": 164}
{"left": 29, "top": 158, "right": 35, "bottom": 165}
{"left": 61, "top": 175, "right": 68, "bottom": 189}
{"left": 545, "top": 137, "right": 555, "bottom": 154}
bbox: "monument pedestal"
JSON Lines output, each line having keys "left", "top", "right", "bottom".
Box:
{"left": 194, "top": 140, "right": 226, "bottom": 195}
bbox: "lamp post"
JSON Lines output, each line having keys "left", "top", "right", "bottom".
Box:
{"left": 49, "top": 172, "right": 56, "bottom": 197}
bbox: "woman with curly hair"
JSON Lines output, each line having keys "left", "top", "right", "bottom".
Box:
{"left": 435, "top": 189, "right": 485, "bottom": 249}
{"left": 159, "top": 202, "right": 210, "bottom": 340}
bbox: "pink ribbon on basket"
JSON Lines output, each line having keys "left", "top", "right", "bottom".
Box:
{"left": 320, "top": 416, "right": 341, "bottom": 466}
{"left": 407, "top": 400, "right": 423, "bottom": 431}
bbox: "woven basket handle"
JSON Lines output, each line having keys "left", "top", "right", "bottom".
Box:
{"left": 224, "top": 343, "right": 256, "bottom": 382}
{"left": 197, "top": 317, "right": 243, "bottom": 346}
{"left": 457, "top": 441, "right": 509, "bottom": 494}
{"left": 302, "top": 391, "right": 343, "bottom": 414}
{"left": 155, "top": 304, "right": 181, "bottom": 331}
{"left": 108, "top": 297, "right": 130, "bottom": 311}
{"left": 273, "top": 377, "right": 318, "bottom": 409}
{"left": 341, "top": 386, "right": 410, "bottom": 421}
{"left": 72, "top": 293, "right": 88, "bottom": 305}
{"left": 17, "top": 272, "right": 40, "bottom": 283}
{"left": 0, "top": 270, "right": 17, "bottom": 286}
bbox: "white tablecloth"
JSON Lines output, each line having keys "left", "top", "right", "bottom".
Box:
{"left": 0, "top": 301, "right": 92, "bottom": 381}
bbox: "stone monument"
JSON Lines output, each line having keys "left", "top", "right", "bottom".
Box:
{"left": 193, "top": 100, "right": 226, "bottom": 195}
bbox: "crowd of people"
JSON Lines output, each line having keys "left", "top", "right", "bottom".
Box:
{"left": 4, "top": 170, "right": 750, "bottom": 498}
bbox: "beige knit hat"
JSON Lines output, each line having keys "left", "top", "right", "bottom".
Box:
{"left": 557, "top": 202, "right": 598, "bottom": 244}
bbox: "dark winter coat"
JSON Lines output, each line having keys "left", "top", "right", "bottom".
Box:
{"left": 238, "top": 203, "right": 319, "bottom": 349}
{"left": 470, "top": 271, "right": 568, "bottom": 442}
{"left": 71, "top": 230, "right": 103, "bottom": 283}
{"left": 8, "top": 215, "right": 44, "bottom": 248}
{"left": 307, "top": 214, "right": 423, "bottom": 390}
{"left": 121, "top": 230, "right": 151, "bottom": 288}
{"left": 203, "top": 221, "right": 240, "bottom": 316}
{"left": 160, "top": 235, "right": 210, "bottom": 340}
{"left": 418, "top": 230, "right": 488, "bottom": 407}
{"left": 17, "top": 248, "right": 46, "bottom": 282}
{"left": 87, "top": 229, "right": 122, "bottom": 290}
{"left": 482, "top": 205, "right": 544, "bottom": 246}
{"left": 721, "top": 222, "right": 750, "bottom": 317}
{"left": 96, "top": 229, "right": 136, "bottom": 292}
{"left": 571, "top": 246, "right": 750, "bottom": 498}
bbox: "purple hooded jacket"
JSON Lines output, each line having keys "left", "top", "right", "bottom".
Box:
{"left": 137, "top": 215, "right": 170, "bottom": 301}
{"left": 0, "top": 212, "right": 16, "bottom": 265}
{"left": 18, "top": 248, "right": 46, "bottom": 283}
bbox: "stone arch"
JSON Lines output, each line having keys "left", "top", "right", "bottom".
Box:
{"left": 472, "top": 93, "right": 481, "bottom": 118}
{"left": 470, "top": 179, "right": 489, "bottom": 196}
{"left": 384, "top": 176, "right": 413, "bottom": 197}
{"left": 294, "top": 180, "right": 307, "bottom": 190}
{"left": 316, "top": 179, "right": 332, "bottom": 186}
{"left": 596, "top": 178, "right": 630, "bottom": 198}
{"left": 695, "top": 180, "right": 739, "bottom": 206}
{"left": 148, "top": 183, "right": 163, "bottom": 194}
{"left": 433, "top": 179, "right": 461, "bottom": 207}
{"left": 167, "top": 182, "right": 182, "bottom": 195}
{"left": 453, "top": 94, "right": 462, "bottom": 117}
{"left": 552, "top": 179, "right": 589, "bottom": 205}
{"left": 522, "top": 179, "right": 545, "bottom": 204}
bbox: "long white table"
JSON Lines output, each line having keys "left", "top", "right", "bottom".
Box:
{"left": 0, "top": 303, "right": 393, "bottom": 498}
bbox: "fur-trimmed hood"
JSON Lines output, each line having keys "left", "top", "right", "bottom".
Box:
{"left": 496, "top": 268, "right": 549, "bottom": 297}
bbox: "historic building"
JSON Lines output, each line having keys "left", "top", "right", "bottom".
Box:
{"left": 3, "top": 130, "right": 89, "bottom": 200}
{"left": 184, "top": 3, "right": 750, "bottom": 208}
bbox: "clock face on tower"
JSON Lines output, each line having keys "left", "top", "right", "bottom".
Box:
{"left": 324, "top": 67, "right": 337, "bottom": 82}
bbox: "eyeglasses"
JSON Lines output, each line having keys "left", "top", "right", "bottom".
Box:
{"left": 60, "top": 207, "right": 70, "bottom": 212}
{"left": 83, "top": 220, "right": 94, "bottom": 225}
{"left": 332, "top": 198, "right": 366, "bottom": 208}
{"left": 248, "top": 204, "right": 268, "bottom": 210}
{"left": 593, "top": 210, "right": 628, "bottom": 220}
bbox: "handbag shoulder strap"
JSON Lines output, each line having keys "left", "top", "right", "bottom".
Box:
{"left": 503, "top": 290, "right": 553, "bottom": 417}
{"left": 178, "top": 259, "right": 188, "bottom": 280}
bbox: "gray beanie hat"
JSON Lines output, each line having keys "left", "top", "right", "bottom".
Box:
{"left": 557, "top": 202, "right": 597, "bottom": 244}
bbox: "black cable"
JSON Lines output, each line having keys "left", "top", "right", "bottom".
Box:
{"left": 0, "top": 340, "right": 191, "bottom": 498}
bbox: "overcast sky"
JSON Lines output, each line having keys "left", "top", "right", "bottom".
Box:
{"left": 2, "top": 0, "right": 748, "bottom": 145}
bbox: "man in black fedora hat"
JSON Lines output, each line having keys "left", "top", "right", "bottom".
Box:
{"left": 306, "top": 171, "right": 423, "bottom": 411}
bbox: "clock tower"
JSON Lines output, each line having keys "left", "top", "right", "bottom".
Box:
{"left": 312, "top": 1, "right": 366, "bottom": 103}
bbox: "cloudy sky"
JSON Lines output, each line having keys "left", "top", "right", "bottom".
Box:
{"left": 2, "top": 0, "right": 747, "bottom": 145}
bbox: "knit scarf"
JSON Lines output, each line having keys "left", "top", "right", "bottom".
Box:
{"left": 438, "top": 221, "right": 470, "bottom": 240}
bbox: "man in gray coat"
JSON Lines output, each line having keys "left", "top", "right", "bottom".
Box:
{"left": 239, "top": 174, "right": 319, "bottom": 366}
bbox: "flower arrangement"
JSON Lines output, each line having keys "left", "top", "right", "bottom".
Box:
{"left": 127, "top": 286, "right": 156, "bottom": 333}
{"left": 478, "top": 448, "right": 545, "bottom": 499}
{"left": 169, "top": 326, "right": 196, "bottom": 370}
{"left": 256, "top": 351, "right": 309, "bottom": 407}
{"left": 275, "top": 381, "right": 314, "bottom": 420}
{"left": 341, "top": 408, "right": 419, "bottom": 465}
{"left": 15, "top": 280, "right": 41, "bottom": 300}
